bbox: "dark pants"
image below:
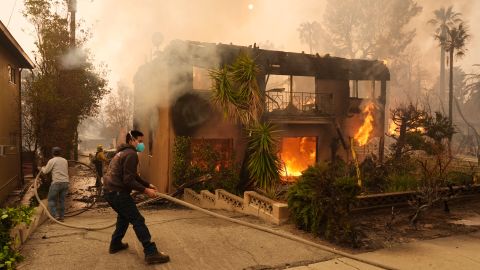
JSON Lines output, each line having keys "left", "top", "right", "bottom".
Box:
{"left": 103, "top": 191, "right": 158, "bottom": 255}
{"left": 95, "top": 163, "right": 103, "bottom": 187}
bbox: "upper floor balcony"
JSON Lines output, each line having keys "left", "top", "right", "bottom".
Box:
{"left": 264, "top": 90, "right": 334, "bottom": 124}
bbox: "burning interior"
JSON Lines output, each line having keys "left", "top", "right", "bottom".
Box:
{"left": 280, "top": 137, "right": 317, "bottom": 181}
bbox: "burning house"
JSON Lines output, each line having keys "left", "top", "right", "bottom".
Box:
{"left": 133, "top": 40, "right": 390, "bottom": 193}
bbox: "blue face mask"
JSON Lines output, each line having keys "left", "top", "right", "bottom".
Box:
{"left": 136, "top": 142, "right": 145, "bottom": 153}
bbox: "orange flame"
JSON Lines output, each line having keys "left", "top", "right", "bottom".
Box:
{"left": 354, "top": 102, "right": 375, "bottom": 146}
{"left": 388, "top": 121, "right": 425, "bottom": 136}
{"left": 388, "top": 120, "right": 398, "bottom": 135}
{"left": 280, "top": 137, "right": 316, "bottom": 180}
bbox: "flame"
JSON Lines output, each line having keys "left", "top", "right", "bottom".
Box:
{"left": 354, "top": 102, "right": 375, "bottom": 146}
{"left": 280, "top": 137, "right": 316, "bottom": 180}
{"left": 388, "top": 121, "right": 398, "bottom": 135}
{"left": 388, "top": 121, "right": 425, "bottom": 136}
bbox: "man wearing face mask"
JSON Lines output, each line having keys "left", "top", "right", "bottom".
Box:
{"left": 102, "top": 130, "right": 170, "bottom": 264}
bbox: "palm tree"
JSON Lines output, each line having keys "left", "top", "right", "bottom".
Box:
{"left": 436, "top": 22, "right": 470, "bottom": 123}
{"left": 428, "top": 6, "right": 462, "bottom": 108}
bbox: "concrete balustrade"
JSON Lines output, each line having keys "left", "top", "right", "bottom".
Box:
{"left": 183, "top": 189, "right": 289, "bottom": 225}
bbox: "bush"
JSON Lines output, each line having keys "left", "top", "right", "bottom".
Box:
{"left": 360, "top": 155, "right": 388, "bottom": 193}
{"left": 386, "top": 173, "right": 418, "bottom": 192}
{"left": 0, "top": 206, "right": 34, "bottom": 270}
{"left": 287, "top": 162, "right": 360, "bottom": 247}
{"left": 446, "top": 171, "right": 474, "bottom": 186}
{"left": 172, "top": 136, "right": 242, "bottom": 195}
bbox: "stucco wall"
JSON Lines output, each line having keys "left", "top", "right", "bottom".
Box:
{"left": 137, "top": 106, "right": 173, "bottom": 193}
{"left": 0, "top": 44, "right": 21, "bottom": 202}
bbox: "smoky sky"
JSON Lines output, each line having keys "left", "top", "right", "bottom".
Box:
{"left": 1, "top": 0, "right": 479, "bottom": 89}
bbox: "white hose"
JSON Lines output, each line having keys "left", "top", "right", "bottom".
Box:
{"left": 33, "top": 171, "right": 398, "bottom": 270}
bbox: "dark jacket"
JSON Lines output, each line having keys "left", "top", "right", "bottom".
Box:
{"left": 102, "top": 144, "right": 150, "bottom": 193}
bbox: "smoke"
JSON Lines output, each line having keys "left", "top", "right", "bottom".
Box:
{"left": 60, "top": 47, "right": 88, "bottom": 69}
{"left": 133, "top": 39, "right": 221, "bottom": 135}
{"left": 77, "top": 0, "right": 325, "bottom": 86}
{"left": 68, "top": 0, "right": 480, "bottom": 132}
{"left": 409, "top": 0, "right": 478, "bottom": 75}
{"left": 73, "top": 1, "right": 479, "bottom": 99}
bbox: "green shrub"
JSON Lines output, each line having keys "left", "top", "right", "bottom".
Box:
{"left": 360, "top": 155, "right": 388, "bottom": 193}
{"left": 386, "top": 173, "right": 418, "bottom": 192}
{"left": 287, "top": 163, "right": 360, "bottom": 247}
{"left": 446, "top": 171, "right": 474, "bottom": 186}
{"left": 172, "top": 136, "right": 242, "bottom": 195}
{"left": 0, "top": 206, "right": 34, "bottom": 270}
{"left": 172, "top": 136, "right": 192, "bottom": 187}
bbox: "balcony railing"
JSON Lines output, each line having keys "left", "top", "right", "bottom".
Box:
{"left": 265, "top": 91, "right": 334, "bottom": 117}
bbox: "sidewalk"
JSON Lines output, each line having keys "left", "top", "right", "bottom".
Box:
{"left": 288, "top": 231, "right": 480, "bottom": 270}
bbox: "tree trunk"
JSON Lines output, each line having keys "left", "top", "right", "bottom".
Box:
{"left": 73, "top": 128, "right": 78, "bottom": 161}
{"left": 394, "top": 120, "right": 408, "bottom": 159}
{"left": 448, "top": 50, "right": 454, "bottom": 123}
{"left": 439, "top": 33, "right": 446, "bottom": 108}
{"left": 448, "top": 49, "right": 454, "bottom": 157}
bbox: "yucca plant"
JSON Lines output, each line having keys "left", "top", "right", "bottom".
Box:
{"left": 209, "top": 67, "right": 237, "bottom": 120}
{"left": 210, "top": 53, "right": 262, "bottom": 126}
{"left": 210, "top": 53, "right": 281, "bottom": 192}
{"left": 247, "top": 123, "right": 282, "bottom": 190}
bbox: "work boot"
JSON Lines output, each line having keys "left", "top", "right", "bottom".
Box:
{"left": 109, "top": 242, "right": 129, "bottom": 254}
{"left": 145, "top": 251, "right": 170, "bottom": 264}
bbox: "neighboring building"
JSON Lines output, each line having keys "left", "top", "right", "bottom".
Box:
{"left": 134, "top": 40, "right": 389, "bottom": 193}
{"left": 0, "top": 21, "right": 34, "bottom": 202}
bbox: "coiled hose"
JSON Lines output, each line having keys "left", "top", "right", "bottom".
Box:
{"left": 33, "top": 167, "right": 398, "bottom": 270}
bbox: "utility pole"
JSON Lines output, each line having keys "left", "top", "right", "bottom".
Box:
{"left": 68, "top": 0, "right": 77, "bottom": 47}
{"left": 68, "top": 0, "right": 78, "bottom": 160}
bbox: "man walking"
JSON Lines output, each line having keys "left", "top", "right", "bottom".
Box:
{"left": 41, "top": 147, "right": 69, "bottom": 222}
{"left": 102, "top": 130, "right": 170, "bottom": 264}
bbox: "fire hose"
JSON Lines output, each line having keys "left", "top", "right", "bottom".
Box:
{"left": 33, "top": 168, "right": 398, "bottom": 270}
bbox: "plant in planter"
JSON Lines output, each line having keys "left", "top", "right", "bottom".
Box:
{"left": 0, "top": 206, "right": 34, "bottom": 270}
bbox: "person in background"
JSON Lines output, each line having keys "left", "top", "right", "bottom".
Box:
{"left": 41, "top": 147, "right": 69, "bottom": 222}
{"left": 93, "top": 145, "right": 108, "bottom": 187}
{"left": 102, "top": 130, "right": 170, "bottom": 265}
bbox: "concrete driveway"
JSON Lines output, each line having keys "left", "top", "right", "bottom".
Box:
{"left": 18, "top": 207, "right": 335, "bottom": 270}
